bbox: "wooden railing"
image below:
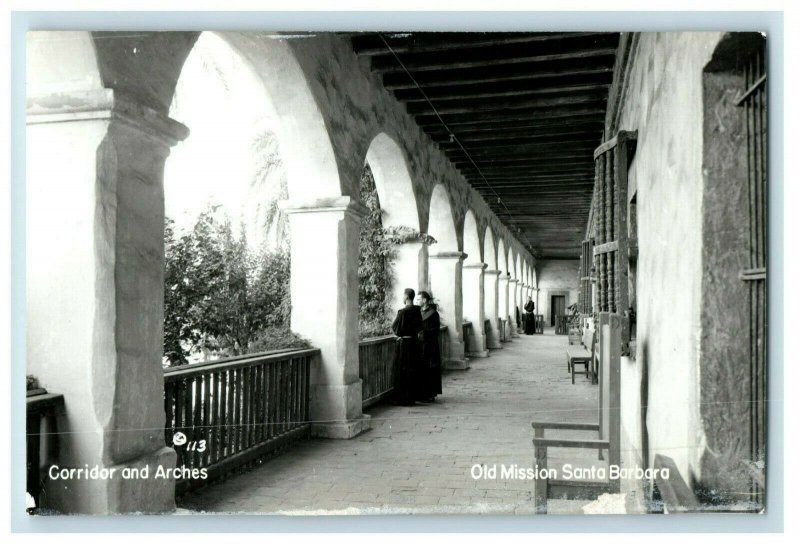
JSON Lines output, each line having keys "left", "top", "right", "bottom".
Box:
{"left": 534, "top": 314, "right": 544, "bottom": 334}
{"left": 555, "top": 315, "right": 568, "bottom": 335}
{"left": 438, "top": 325, "right": 450, "bottom": 362}
{"left": 26, "top": 389, "right": 64, "bottom": 511}
{"left": 163, "top": 348, "right": 317, "bottom": 493}
{"left": 359, "top": 334, "right": 396, "bottom": 408}
{"left": 461, "top": 321, "right": 473, "bottom": 353}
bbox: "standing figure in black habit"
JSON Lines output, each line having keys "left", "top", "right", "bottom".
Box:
{"left": 391, "top": 288, "right": 423, "bottom": 406}
{"left": 524, "top": 296, "right": 536, "bottom": 335}
{"left": 416, "top": 291, "right": 442, "bottom": 403}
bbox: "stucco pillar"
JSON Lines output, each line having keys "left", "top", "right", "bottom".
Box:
{"left": 419, "top": 242, "right": 431, "bottom": 291}
{"left": 282, "top": 196, "right": 371, "bottom": 439}
{"left": 462, "top": 263, "right": 489, "bottom": 357}
{"left": 509, "top": 279, "right": 520, "bottom": 337}
{"left": 498, "top": 274, "right": 511, "bottom": 342}
{"left": 429, "top": 251, "right": 468, "bottom": 369}
{"left": 483, "top": 269, "right": 502, "bottom": 349}
{"left": 26, "top": 89, "right": 186, "bottom": 514}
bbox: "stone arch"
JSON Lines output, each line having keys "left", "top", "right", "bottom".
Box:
{"left": 212, "top": 32, "right": 342, "bottom": 200}
{"left": 365, "top": 132, "right": 420, "bottom": 229}
{"left": 481, "top": 227, "right": 502, "bottom": 349}
{"left": 509, "top": 249, "right": 521, "bottom": 335}
{"left": 497, "top": 239, "right": 508, "bottom": 275}
{"left": 86, "top": 31, "right": 342, "bottom": 200}
{"left": 462, "top": 210, "right": 481, "bottom": 265}
{"left": 363, "top": 132, "right": 424, "bottom": 305}
{"left": 483, "top": 227, "right": 497, "bottom": 270}
{"left": 428, "top": 183, "right": 459, "bottom": 252}
{"left": 510, "top": 248, "right": 518, "bottom": 280}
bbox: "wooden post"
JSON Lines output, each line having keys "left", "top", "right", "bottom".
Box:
{"left": 533, "top": 426, "right": 548, "bottom": 514}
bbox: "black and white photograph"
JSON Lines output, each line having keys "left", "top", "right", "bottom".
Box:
{"left": 15, "top": 16, "right": 782, "bottom": 527}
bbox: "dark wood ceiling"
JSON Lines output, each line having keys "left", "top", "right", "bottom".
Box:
{"left": 350, "top": 32, "right": 620, "bottom": 259}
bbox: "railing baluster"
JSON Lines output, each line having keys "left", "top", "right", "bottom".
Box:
{"left": 234, "top": 367, "right": 242, "bottom": 455}
{"left": 257, "top": 363, "right": 264, "bottom": 444}
{"left": 175, "top": 380, "right": 186, "bottom": 466}
{"left": 218, "top": 370, "right": 227, "bottom": 461}
{"left": 293, "top": 357, "right": 300, "bottom": 431}
{"left": 164, "top": 382, "right": 175, "bottom": 450}
{"left": 267, "top": 361, "right": 275, "bottom": 440}
{"left": 247, "top": 365, "right": 255, "bottom": 448}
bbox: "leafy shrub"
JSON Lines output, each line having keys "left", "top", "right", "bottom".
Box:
{"left": 249, "top": 326, "right": 312, "bottom": 352}
{"left": 163, "top": 208, "right": 298, "bottom": 366}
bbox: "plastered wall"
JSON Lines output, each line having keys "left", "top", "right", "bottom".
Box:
{"left": 535, "top": 259, "right": 580, "bottom": 323}
{"left": 613, "top": 32, "right": 726, "bottom": 498}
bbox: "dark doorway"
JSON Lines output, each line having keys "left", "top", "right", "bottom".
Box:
{"left": 550, "top": 295, "right": 566, "bottom": 326}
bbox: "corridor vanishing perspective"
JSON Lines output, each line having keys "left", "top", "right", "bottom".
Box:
{"left": 23, "top": 30, "right": 770, "bottom": 517}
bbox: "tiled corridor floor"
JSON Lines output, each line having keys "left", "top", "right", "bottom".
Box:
{"left": 179, "top": 329, "right": 603, "bottom": 515}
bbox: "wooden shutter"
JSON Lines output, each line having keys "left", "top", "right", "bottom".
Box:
{"left": 592, "top": 130, "right": 637, "bottom": 319}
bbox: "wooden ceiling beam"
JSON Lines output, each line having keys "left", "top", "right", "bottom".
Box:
{"left": 425, "top": 119, "right": 603, "bottom": 138}
{"left": 476, "top": 183, "right": 594, "bottom": 190}
{"left": 467, "top": 171, "right": 593, "bottom": 180}
{"left": 415, "top": 106, "right": 607, "bottom": 127}
{"left": 406, "top": 93, "right": 607, "bottom": 116}
{"left": 444, "top": 138, "right": 600, "bottom": 154}
{"left": 452, "top": 156, "right": 593, "bottom": 167}
{"left": 432, "top": 127, "right": 602, "bottom": 145}
{"left": 384, "top": 64, "right": 615, "bottom": 91}
{"left": 397, "top": 82, "right": 611, "bottom": 104}
{"left": 352, "top": 31, "right": 614, "bottom": 56}
{"left": 371, "top": 45, "right": 618, "bottom": 74}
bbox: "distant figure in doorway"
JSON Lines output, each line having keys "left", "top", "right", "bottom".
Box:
{"left": 524, "top": 296, "right": 536, "bottom": 335}
{"left": 416, "top": 291, "right": 442, "bottom": 403}
{"left": 391, "top": 288, "right": 423, "bottom": 406}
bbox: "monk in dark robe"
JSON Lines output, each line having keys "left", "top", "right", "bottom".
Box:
{"left": 524, "top": 297, "right": 536, "bottom": 335}
{"left": 416, "top": 291, "right": 442, "bottom": 402}
{"left": 391, "top": 288, "right": 423, "bottom": 406}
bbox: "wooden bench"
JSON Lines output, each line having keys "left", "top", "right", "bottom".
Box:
{"left": 532, "top": 421, "right": 618, "bottom": 513}
{"left": 565, "top": 327, "right": 594, "bottom": 384}
{"left": 532, "top": 313, "right": 622, "bottom": 514}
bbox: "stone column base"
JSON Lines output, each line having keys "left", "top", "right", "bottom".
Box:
{"left": 445, "top": 358, "right": 471, "bottom": 370}
{"left": 309, "top": 381, "right": 371, "bottom": 439}
{"left": 487, "top": 339, "right": 503, "bottom": 349}
{"left": 466, "top": 349, "right": 490, "bottom": 358}
{"left": 311, "top": 414, "right": 371, "bottom": 439}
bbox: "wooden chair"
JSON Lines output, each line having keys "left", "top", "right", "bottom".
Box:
{"left": 532, "top": 312, "right": 622, "bottom": 514}
{"left": 565, "top": 327, "right": 595, "bottom": 384}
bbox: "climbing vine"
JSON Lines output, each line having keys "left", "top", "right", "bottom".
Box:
{"left": 358, "top": 165, "right": 395, "bottom": 338}
{"left": 357, "top": 165, "right": 437, "bottom": 339}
